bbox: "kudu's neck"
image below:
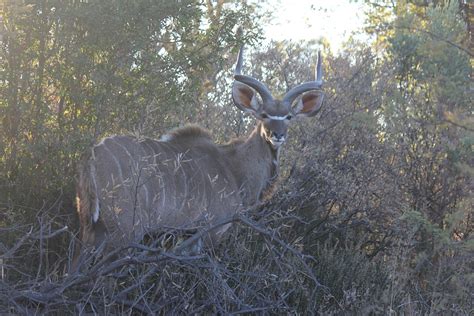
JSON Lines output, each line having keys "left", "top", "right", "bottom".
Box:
{"left": 248, "top": 122, "right": 280, "bottom": 159}
{"left": 224, "top": 122, "right": 280, "bottom": 206}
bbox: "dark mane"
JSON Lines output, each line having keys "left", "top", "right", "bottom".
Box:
{"left": 161, "top": 124, "right": 213, "bottom": 142}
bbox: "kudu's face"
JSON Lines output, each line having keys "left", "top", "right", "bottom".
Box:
{"left": 232, "top": 47, "right": 324, "bottom": 149}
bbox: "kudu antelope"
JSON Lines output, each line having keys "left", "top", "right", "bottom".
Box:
{"left": 73, "top": 47, "right": 324, "bottom": 268}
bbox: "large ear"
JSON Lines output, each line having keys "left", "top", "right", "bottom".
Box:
{"left": 292, "top": 90, "right": 324, "bottom": 117}
{"left": 232, "top": 81, "right": 260, "bottom": 114}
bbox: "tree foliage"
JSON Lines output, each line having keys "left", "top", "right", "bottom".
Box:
{"left": 0, "top": 0, "right": 261, "bottom": 213}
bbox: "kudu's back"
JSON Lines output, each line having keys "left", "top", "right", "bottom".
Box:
{"left": 77, "top": 129, "right": 242, "bottom": 250}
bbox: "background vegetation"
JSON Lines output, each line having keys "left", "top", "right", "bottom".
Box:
{"left": 0, "top": 0, "right": 472, "bottom": 314}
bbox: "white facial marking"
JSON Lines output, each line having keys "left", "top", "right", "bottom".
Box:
{"left": 266, "top": 114, "right": 289, "bottom": 121}
{"left": 270, "top": 137, "right": 285, "bottom": 148}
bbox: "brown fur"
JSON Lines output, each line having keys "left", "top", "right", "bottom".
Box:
{"left": 76, "top": 153, "right": 94, "bottom": 245}
{"left": 71, "top": 155, "right": 95, "bottom": 269}
{"left": 72, "top": 122, "right": 279, "bottom": 271}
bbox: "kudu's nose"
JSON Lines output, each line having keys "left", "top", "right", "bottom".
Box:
{"left": 272, "top": 132, "right": 285, "bottom": 140}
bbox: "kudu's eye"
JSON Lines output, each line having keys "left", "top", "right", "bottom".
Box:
{"left": 260, "top": 113, "right": 268, "bottom": 119}
{"left": 286, "top": 115, "right": 293, "bottom": 121}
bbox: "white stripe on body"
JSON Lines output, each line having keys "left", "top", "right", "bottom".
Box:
{"left": 111, "top": 138, "right": 150, "bottom": 209}
{"left": 89, "top": 151, "right": 100, "bottom": 223}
